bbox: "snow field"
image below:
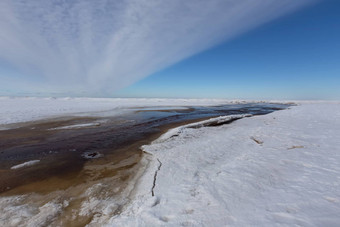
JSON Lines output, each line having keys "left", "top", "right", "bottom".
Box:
{"left": 106, "top": 103, "right": 340, "bottom": 226}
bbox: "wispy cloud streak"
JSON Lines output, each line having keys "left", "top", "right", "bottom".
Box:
{"left": 0, "top": 0, "right": 314, "bottom": 96}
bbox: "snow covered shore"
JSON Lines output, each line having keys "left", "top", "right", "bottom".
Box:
{"left": 105, "top": 102, "right": 340, "bottom": 226}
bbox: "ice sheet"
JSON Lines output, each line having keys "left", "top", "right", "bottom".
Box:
{"left": 107, "top": 102, "right": 340, "bottom": 226}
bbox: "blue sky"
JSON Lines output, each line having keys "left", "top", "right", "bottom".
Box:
{"left": 117, "top": 0, "right": 340, "bottom": 100}
{"left": 0, "top": 0, "right": 338, "bottom": 99}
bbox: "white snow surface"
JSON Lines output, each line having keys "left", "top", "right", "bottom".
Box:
{"left": 10, "top": 160, "right": 40, "bottom": 170}
{"left": 0, "top": 97, "right": 243, "bottom": 125}
{"left": 0, "top": 195, "right": 69, "bottom": 227}
{"left": 105, "top": 102, "right": 340, "bottom": 226}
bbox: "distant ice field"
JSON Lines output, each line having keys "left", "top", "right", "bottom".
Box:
{"left": 0, "top": 97, "right": 245, "bottom": 126}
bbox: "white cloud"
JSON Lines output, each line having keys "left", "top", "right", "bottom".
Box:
{"left": 0, "top": 0, "right": 315, "bottom": 96}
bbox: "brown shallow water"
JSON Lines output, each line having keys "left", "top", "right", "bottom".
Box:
{"left": 0, "top": 103, "right": 289, "bottom": 226}
{"left": 0, "top": 114, "right": 215, "bottom": 195}
{"left": 0, "top": 116, "right": 204, "bottom": 226}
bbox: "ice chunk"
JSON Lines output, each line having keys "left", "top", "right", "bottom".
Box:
{"left": 11, "top": 160, "right": 40, "bottom": 170}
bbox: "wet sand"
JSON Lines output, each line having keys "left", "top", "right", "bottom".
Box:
{"left": 0, "top": 103, "right": 289, "bottom": 226}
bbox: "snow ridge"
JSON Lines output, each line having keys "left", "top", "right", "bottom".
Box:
{"left": 152, "top": 114, "right": 251, "bottom": 144}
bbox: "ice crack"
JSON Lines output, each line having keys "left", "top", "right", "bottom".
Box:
{"left": 152, "top": 158, "right": 162, "bottom": 197}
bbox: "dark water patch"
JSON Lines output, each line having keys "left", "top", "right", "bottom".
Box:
{"left": 82, "top": 151, "right": 103, "bottom": 159}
